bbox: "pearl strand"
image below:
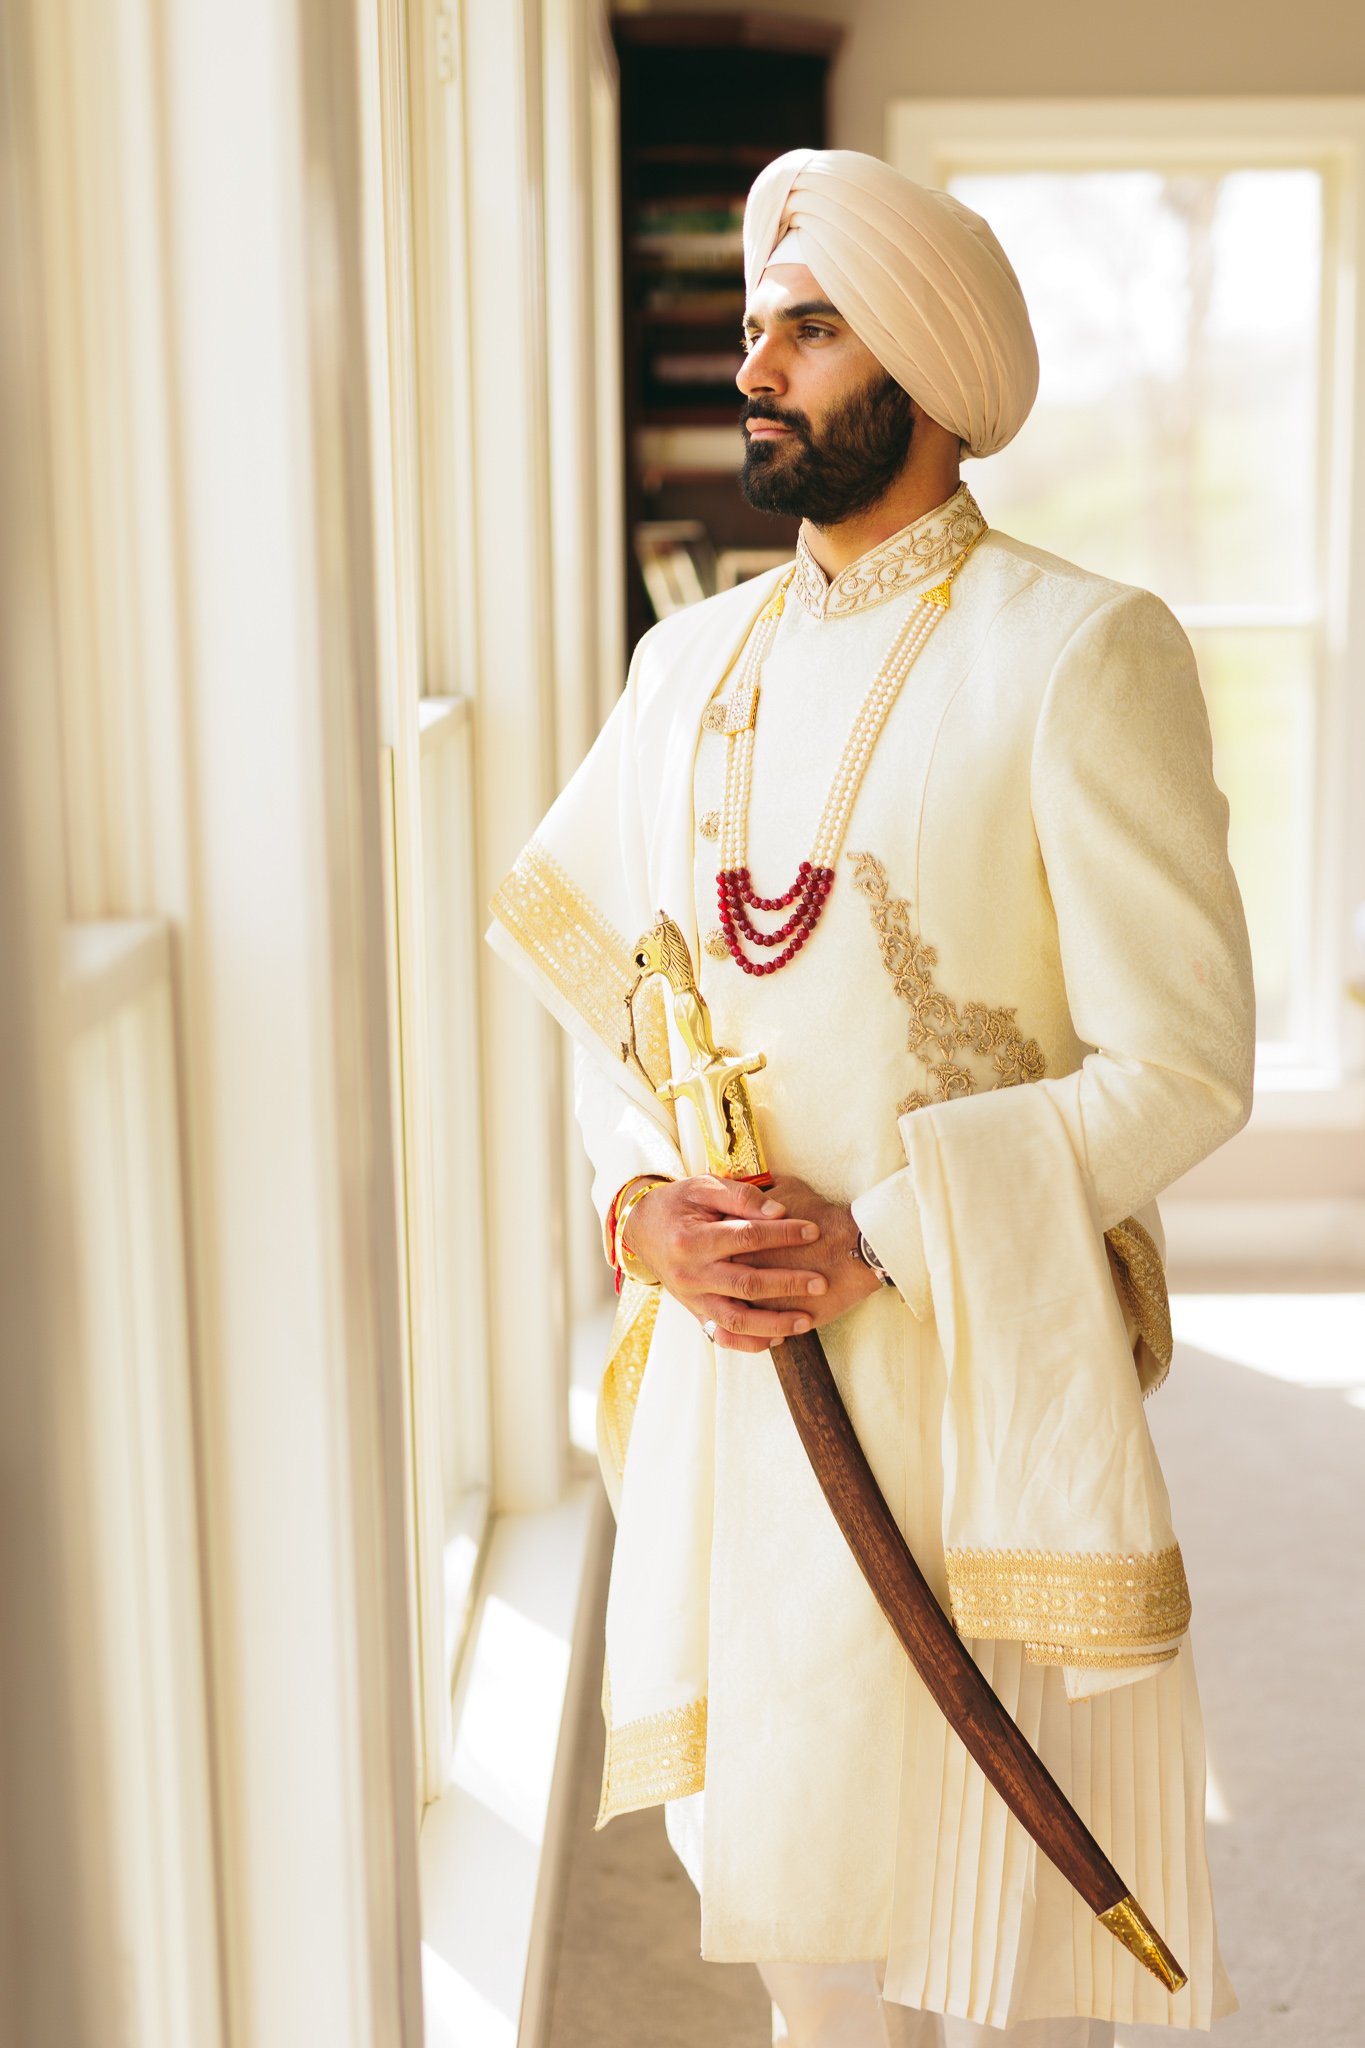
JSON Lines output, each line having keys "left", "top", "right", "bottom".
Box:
{"left": 710, "top": 532, "right": 984, "bottom": 976}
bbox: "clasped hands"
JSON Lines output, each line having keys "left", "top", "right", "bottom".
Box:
{"left": 620, "top": 1173, "right": 882, "bottom": 1353}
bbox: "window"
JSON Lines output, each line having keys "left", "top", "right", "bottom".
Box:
{"left": 892, "top": 100, "right": 1365, "bottom": 1081}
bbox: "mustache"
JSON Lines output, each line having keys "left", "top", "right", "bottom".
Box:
{"left": 741, "top": 399, "right": 812, "bottom": 440}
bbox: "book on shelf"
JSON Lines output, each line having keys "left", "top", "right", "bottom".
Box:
{"left": 633, "top": 198, "right": 746, "bottom": 235}
{"left": 635, "top": 425, "right": 741, "bottom": 476}
{"left": 641, "top": 286, "right": 746, "bottom": 318}
{"left": 649, "top": 352, "right": 744, "bottom": 385}
{"left": 631, "top": 230, "right": 744, "bottom": 267}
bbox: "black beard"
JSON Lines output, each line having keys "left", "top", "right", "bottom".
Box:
{"left": 738, "top": 374, "right": 917, "bottom": 524}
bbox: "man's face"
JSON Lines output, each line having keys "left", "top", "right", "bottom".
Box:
{"left": 737, "top": 263, "right": 916, "bottom": 526}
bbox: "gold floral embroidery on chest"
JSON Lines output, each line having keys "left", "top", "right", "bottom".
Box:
{"left": 851, "top": 849, "right": 1174, "bottom": 1384}
{"left": 848, "top": 851, "right": 1047, "bottom": 1111}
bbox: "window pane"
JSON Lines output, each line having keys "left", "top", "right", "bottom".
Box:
{"left": 950, "top": 168, "right": 1322, "bottom": 610}
{"left": 1187, "top": 624, "right": 1316, "bottom": 1046}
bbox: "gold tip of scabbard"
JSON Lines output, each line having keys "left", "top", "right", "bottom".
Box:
{"left": 1097, "top": 1895, "right": 1188, "bottom": 1993}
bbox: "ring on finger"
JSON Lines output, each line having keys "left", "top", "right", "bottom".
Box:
{"left": 701, "top": 1317, "right": 719, "bottom": 1342}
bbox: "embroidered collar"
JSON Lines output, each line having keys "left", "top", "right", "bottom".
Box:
{"left": 792, "top": 484, "right": 988, "bottom": 620}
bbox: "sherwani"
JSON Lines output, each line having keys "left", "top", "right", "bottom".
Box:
{"left": 488, "top": 485, "right": 1254, "bottom": 2031}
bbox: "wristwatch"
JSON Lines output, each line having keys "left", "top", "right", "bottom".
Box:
{"left": 853, "top": 1230, "right": 895, "bottom": 1287}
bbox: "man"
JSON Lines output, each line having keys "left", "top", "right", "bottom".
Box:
{"left": 488, "top": 149, "right": 1253, "bottom": 2044}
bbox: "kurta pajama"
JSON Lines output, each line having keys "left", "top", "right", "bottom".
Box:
{"left": 488, "top": 487, "right": 1254, "bottom": 2031}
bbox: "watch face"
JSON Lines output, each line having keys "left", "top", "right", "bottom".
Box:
{"left": 858, "top": 1234, "right": 893, "bottom": 1285}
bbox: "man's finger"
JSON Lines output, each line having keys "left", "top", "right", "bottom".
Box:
{"left": 708, "top": 1261, "right": 826, "bottom": 1303}
{"left": 698, "top": 1295, "right": 814, "bottom": 1342}
{"left": 709, "top": 1213, "right": 820, "bottom": 1259}
{"left": 689, "top": 1176, "right": 788, "bottom": 1220}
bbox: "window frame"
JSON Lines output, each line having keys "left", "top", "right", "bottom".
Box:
{"left": 890, "top": 96, "right": 1365, "bottom": 1103}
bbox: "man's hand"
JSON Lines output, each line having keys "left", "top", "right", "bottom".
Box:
{"left": 620, "top": 1176, "right": 828, "bottom": 1354}
{"left": 744, "top": 1173, "right": 884, "bottom": 1328}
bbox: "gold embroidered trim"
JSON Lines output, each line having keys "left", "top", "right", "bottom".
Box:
{"left": 849, "top": 850, "right": 1047, "bottom": 1105}
{"left": 489, "top": 838, "right": 670, "bottom": 1085}
{"left": 597, "top": 1684, "right": 707, "bottom": 1824}
{"left": 945, "top": 1544, "right": 1191, "bottom": 1664}
{"left": 1106, "top": 1215, "right": 1174, "bottom": 1393}
{"left": 599, "top": 1278, "right": 660, "bottom": 1482}
{"left": 1040, "top": 1643, "right": 1181, "bottom": 1672}
{"left": 793, "top": 483, "right": 987, "bottom": 620}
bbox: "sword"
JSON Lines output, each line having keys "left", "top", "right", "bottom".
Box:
{"left": 626, "top": 911, "right": 1187, "bottom": 1996}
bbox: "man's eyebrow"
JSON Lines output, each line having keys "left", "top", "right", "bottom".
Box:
{"left": 742, "top": 299, "right": 844, "bottom": 334}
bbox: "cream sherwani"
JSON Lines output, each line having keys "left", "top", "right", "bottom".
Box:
{"left": 488, "top": 486, "right": 1253, "bottom": 2032}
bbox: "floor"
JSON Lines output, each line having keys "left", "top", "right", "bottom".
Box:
{"left": 543, "top": 1289, "right": 1365, "bottom": 2048}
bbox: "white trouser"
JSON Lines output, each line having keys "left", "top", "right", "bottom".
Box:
{"left": 759, "top": 1960, "right": 1115, "bottom": 2048}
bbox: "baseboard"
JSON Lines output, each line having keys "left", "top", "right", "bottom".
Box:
{"left": 1162, "top": 1197, "right": 1365, "bottom": 1280}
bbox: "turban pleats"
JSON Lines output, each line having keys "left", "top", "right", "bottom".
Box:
{"left": 743, "top": 149, "right": 1039, "bottom": 459}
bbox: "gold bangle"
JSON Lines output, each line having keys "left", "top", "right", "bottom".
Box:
{"left": 602, "top": 1173, "right": 666, "bottom": 1266}
{"left": 614, "top": 1176, "right": 670, "bottom": 1287}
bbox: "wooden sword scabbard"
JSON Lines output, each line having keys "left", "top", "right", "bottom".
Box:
{"left": 628, "top": 909, "right": 1187, "bottom": 1997}
{"left": 768, "top": 1330, "right": 1186, "bottom": 1991}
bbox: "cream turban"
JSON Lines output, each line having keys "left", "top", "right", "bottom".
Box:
{"left": 743, "top": 148, "right": 1039, "bottom": 459}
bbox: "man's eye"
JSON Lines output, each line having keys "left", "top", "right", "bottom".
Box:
{"left": 799, "top": 324, "right": 834, "bottom": 341}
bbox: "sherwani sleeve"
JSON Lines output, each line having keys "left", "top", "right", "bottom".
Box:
{"left": 852, "top": 585, "right": 1256, "bottom": 1311}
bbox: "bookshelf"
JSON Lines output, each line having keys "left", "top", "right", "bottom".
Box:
{"left": 612, "top": 12, "right": 843, "bottom": 650}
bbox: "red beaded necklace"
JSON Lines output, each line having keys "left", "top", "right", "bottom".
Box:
{"left": 707, "top": 533, "right": 984, "bottom": 977}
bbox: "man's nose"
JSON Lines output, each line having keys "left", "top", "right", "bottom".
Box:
{"left": 736, "top": 338, "right": 783, "bottom": 397}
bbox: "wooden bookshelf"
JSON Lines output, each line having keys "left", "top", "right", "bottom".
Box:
{"left": 613, "top": 12, "right": 842, "bottom": 650}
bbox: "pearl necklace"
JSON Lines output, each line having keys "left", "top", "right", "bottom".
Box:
{"left": 709, "top": 529, "right": 985, "bottom": 976}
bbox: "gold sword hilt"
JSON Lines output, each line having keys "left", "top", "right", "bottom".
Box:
{"left": 625, "top": 912, "right": 769, "bottom": 1182}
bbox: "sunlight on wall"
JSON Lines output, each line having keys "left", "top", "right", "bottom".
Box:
{"left": 421, "top": 1941, "right": 516, "bottom": 2048}
{"left": 452, "top": 1594, "right": 571, "bottom": 1842}
{"left": 1204, "top": 1759, "right": 1232, "bottom": 1826}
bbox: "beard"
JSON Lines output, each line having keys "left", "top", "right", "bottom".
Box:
{"left": 738, "top": 372, "right": 917, "bottom": 525}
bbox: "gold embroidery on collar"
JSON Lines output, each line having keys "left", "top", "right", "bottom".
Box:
{"left": 945, "top": 1543, "right": 1192, "bottom": 1667}
{"left": 597, "top": 1674, "right": 707, "bottom": 1824}
{"left": 794, "top": 484, "right": 987, "bottom": 620}
{"left": 490, "top": 838, "right": 670, "bottom": 1085}
{"left": 849, "top": 850, "right": 1046, "bottom": 1108}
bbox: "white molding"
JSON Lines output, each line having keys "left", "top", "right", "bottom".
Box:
{"left": 158, "top": 0, "right": 424, "bottom": 2036}
{"left": 62, "top": 918, "right": 171, "bottom": 1037}
{"left": 462, "top": 0, "right": 571, "bottom": 1513}
{"left": 0, "top": 13, "right": 124, "bottom": 2034}
{"left": 420, "top": 1478, "right": 606, "bottom": 2048}
{"left": 66, "top": 972, "right": 223, "bottom": 2048}
{"left": 1163, "top": 1197, "right": 1365, "bottom": 1277}
{"left": 357, "top": 0, "right": 470, "bottom": 1817}
{"left": 890, "top": 95, "right": 1365, "bottom": 168}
